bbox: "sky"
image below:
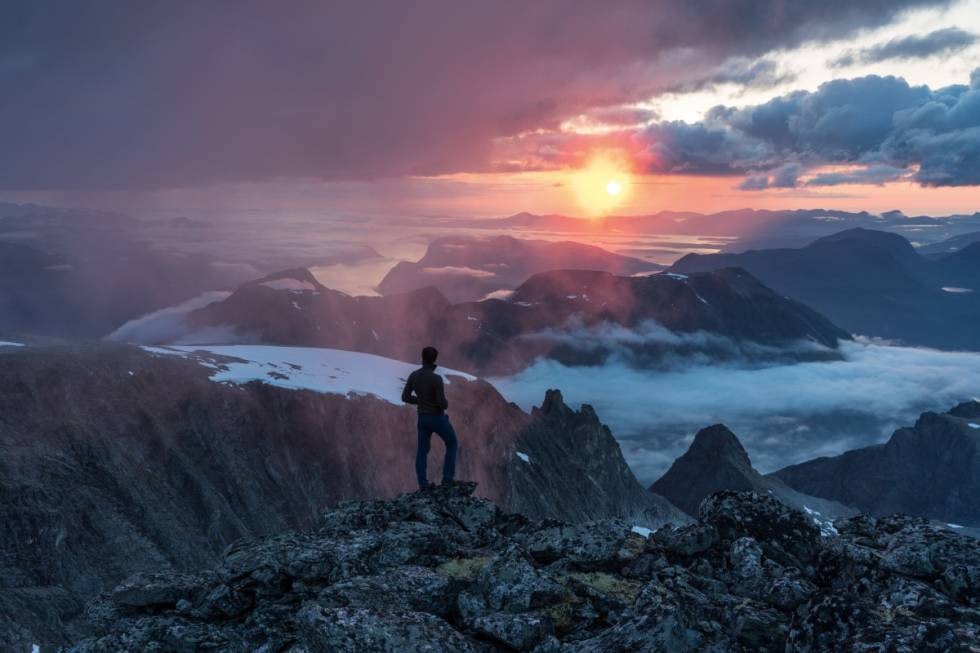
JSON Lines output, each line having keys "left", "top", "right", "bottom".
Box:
{"left": 2, "top": 0, "right": 980, "bottom": 217}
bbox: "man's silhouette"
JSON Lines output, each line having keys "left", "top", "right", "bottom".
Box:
{"left": 402, "top": 346, "right": 458, "bottom": 489}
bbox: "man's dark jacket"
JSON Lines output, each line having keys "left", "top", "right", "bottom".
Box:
{"left": 401, "top": 364, "right": 449, "bottom": 415}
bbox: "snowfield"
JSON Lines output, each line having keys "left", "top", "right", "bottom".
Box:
{"left": 0, "top": 341, "right": 24, "bottom": 347}
{"left": 141, "top": 345, "right": 475, "bottom": 403}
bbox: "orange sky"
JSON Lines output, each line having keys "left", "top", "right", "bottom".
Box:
{"left": 395, "top": 171, "right": 980, "bottom": 219}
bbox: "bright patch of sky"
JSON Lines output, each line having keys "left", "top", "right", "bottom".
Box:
{"left": 649, "top": 0, "right": 980, "bottom": 123}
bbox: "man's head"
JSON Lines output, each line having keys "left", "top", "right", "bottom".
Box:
{"left": 421, "top": 346, "right": 438, "bottom": 366}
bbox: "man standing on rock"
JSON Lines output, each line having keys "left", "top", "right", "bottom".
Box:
{"left": 402, "top": 346, "right": 458, "bottom": 489}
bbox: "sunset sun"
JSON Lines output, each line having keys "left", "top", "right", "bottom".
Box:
{"left": 571, "top": 153, "right": 631, "bottom": 216}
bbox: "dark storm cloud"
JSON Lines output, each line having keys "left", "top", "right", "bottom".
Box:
{"left": 736, "top": 162, "right": 802, "bottom": 190}
{"left": 806, "top": 165, "right": 908, "bottom": 186}
{"left": 0, "top": 0, "right": 947, "bottom": 189}
{"left": 666, "top": 58, "right": 795, "bottom": 94}
{"left": 639, "top": 73, "right": 980, "bottom": 187}
{"left": 832, "top": 27, "right": 977, "bottom": 67}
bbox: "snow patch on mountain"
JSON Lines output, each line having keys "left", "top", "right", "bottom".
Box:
{"left": 0, "top": 341, "right": 24, "bottom": 347}
{"left": 141, "top": 345, "right": 475, "bottom": 403}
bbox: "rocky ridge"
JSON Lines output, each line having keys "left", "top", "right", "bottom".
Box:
{"left": 69, "top": 483, "right": 980, "bottom": 652}
{"left": 774, "top": 400, "right": 980, "bottom": 527}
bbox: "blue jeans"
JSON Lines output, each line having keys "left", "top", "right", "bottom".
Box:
{"left": 416, "top": 413, "right": 458, "bottom": 488}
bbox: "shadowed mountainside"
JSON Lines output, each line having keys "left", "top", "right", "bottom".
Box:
{"left": 670, "top": 228, "right": 980, "bottom": 349}
{"left": 181, "top": 266, "right": 851, "bottom": 375}
{"left": 774, "top": 401, "right": 980, "bottom": 527}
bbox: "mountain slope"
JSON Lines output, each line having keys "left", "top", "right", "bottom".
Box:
{"left": 0, "top": 342, "right": 681, "bottom": 648}
{"left": 649, "top": 424, "right": 856, "bottom": 533}
{"left": 773, "top": 401, "right": 980, "bottom": 526}
{"left": 670, "top": 227, "right": 980, "bottom": 349}
{"left": 918, "top": 230, "right": 980, "bottom": 256}
{"left": 181, "top": 266, "right": 851, "bottom": 375}
{"left": 378, "top": 235, "right": 662, "bottom": 303}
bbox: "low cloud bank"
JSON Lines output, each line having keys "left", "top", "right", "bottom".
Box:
{"left": 106, "top": 291, "right": 232, "bottom": 344}
{"left": 492, "top": 339, "right": 980, "bottom": 484}
{"left": 520, "top": 320, "right": 835, "bottom": 365}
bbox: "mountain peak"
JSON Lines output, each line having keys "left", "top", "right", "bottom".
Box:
{"left": 949, "top": 400, "right": 980, "bottom": 419}
{"left": 808, "top": 228, "right": 917, "bottom": 259}
{"left": 687, "top": 423, "right": 752, "bottom": 465}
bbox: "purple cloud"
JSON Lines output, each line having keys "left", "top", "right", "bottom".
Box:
{"left": 0, "top": 0, "right": 946, "bottom": 189}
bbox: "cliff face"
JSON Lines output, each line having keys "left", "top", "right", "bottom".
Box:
{"left": 0, "top": 343, "right": 681, "bottom": 649}
{"left": 773, "top": 401, "right": 980, "bottom": 527}
{"left": 508, "top": 390, "right": 689, "bottom": 527}
{"left": 67, "top": 484, "right": 980, "bottom": 652}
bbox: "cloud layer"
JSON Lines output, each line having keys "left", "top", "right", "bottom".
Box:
{"left": 492, "top": 339, "right": 980, "bottom": 484}
{"left": 0, "top": 0, "right": 946, "bottom": 189}
{"left": 638, "top": 71, "right": 980, "bottom": 187}
{"left": 832, "top": 27, "right": 977, "bottom": 67}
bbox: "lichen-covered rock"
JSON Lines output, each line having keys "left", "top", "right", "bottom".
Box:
{"left": 66, "top": 486, "right": 980, "bottom": 652}
{"left": 297, "top": 605, "right": 485, "bottom": 653}
{"left": 700, "top": 490, "right": 822, "bottom": 568}
{"left": 468, "top": 611, "right": 553, "bottom": 651}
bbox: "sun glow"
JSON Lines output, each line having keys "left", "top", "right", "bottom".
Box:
{"left": 571, "top": 153, "right": 632, "bottom": 216}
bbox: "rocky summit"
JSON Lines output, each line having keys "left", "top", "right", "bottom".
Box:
{"left": 68, "top": 483, "right": 980, "bottom": 652}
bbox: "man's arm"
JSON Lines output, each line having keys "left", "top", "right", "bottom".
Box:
{"left": 401, "top": 373, "right": 418, "bottom": 405}
{"left": 436, "top": 375, "right": 449, "bottom": 411}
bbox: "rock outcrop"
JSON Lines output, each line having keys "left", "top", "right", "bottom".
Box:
{"left": 650, "top": 424, "right": 856, "bottom": 533}
{"left": 67, "top": 484, "right": 980, "bottom": 652}
{"left": 509, "top": 390, "right": 689, "bottom": 527}
{"left": 774, "top": 401, "right": 980, "bottom": 527}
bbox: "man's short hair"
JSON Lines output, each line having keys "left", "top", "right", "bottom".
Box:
{"left": 421, "top": 346, "right": 438, "bottom": 365}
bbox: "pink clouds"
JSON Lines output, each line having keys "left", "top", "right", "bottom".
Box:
{"left": 0, "top": 1, "right": 945, "bottom": 190}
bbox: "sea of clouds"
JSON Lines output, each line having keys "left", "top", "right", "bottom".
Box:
{"left": 491, "top": 338, "right": 980, "bottom": 485}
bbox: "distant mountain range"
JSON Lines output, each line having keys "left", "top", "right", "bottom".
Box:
{"left": 178, "top": 265, "right": 850, "bottom": 375}
{"left": 377, "top": 235, "right": 662, "bottom": 303}
{"left": 460, "top": 208, "right": 980, "bottom": 250}
{"left": 918, "top": 230, "right": 980, "bottom": 256}
{"left": 670, "top": 227, "right": 980, "bottom": 350}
